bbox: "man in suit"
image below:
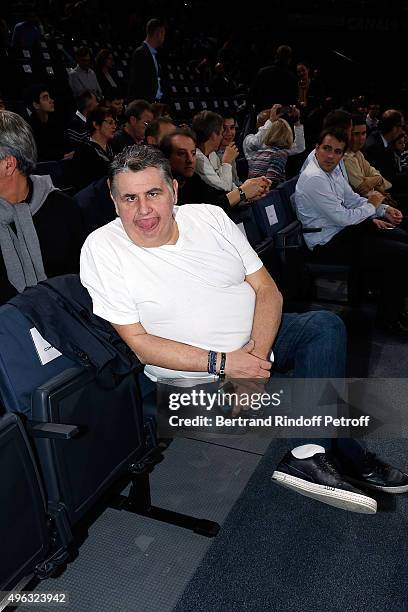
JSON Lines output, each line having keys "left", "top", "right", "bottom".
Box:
{"left": 363, "top": 109, "right": 408, "bottom": 192}
{"left": 128, "top": 19, "right": 166, "bottom": 103}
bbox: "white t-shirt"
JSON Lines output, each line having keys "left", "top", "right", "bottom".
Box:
{"left": 80, "top": 204, "right": 263, "bottom": 381}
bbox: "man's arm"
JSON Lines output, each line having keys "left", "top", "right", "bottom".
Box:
{"left": 244, "top": 266, "right": 283, "bottom": 360}
{"left": 112, "top": 322, "right": 272, "bottom": 378}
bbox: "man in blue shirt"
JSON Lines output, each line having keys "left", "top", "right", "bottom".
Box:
{"left": 295, "top": 127, "right": 408, "bottom": 335}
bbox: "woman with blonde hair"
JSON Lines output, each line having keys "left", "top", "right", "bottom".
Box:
{"left": 248, "top": 118, "right": 294, "bottom": 187}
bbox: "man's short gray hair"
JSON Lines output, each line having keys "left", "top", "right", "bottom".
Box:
{"left": 0, "top": 111, "right": 37, "bottom": 176}
{"left": 109, "top": 145, "right": 174, "bottom": 197}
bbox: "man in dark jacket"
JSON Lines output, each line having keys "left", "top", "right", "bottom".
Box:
{"left": 128, "top": 18, "right": 166, "bottom": 102}
{"left": 249, "top": 45, "right": 298, "bottom": 113}
{"left": 0, "top": 111, "right": 85, "bottom": 305}
{"left": 363, "top": 109, "right": 408, "bottom": 192}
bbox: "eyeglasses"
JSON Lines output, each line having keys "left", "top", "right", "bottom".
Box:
{"left": 103, "top": 119, "right": 117, "bottom": 126}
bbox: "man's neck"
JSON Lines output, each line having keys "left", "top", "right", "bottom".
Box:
{"left": 173, "top": 173, "right": 187, "bottom": 189}
{"left": 35, "top": 109, "right": 48, "bottom": 123}
{"left": 124, "top": 124, "right": 141, "bottom": 143}
{"left": 145, "top": 37, "right": 157, "bottom": 50}
{"left": 0, "top": 173, "right": 29, "bottom": 205}
{"left": 382, "top": 132, "right": 393, "bottom": 144}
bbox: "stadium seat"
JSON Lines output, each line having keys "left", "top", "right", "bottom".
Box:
{"left": 0, "top": 413, "right": 53, "bottom": 595}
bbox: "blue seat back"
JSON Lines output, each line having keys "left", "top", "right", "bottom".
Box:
{"left": 276, "top": 175, "right": 299, "bottom": 212}
{"left": 229, "top": 205, "right": 264, "bottom": 248}
{"left": 0, "top": 305, "right": 76, "bottom": 417}
{"left": 252, "top": 189, "right": 295, "bottom": 239}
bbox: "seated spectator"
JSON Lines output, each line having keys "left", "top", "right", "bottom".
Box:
{"left": 74, "top": 177, "right": 116, "bottom": 235}
{"left": 95, "top": 48, "right": 119, "bottom": 101}
{"left": 68, "top": 46, "right": 102, "bottom": 100}
{"left": 0, "top": 111, "right": 84, "bottom": 305}
{"left": 216, "top": 114, "right": 241, "bottom": 186}
{"left": 301, "top": 108, "right": 352, "bottom": 173}
{"left": 366, "top": 102, "right": 380, "bottom": 132}
{"left": 151, "top": 102, "right": 172, "bottom": 118}
{"left": 295, "top": 127, "right": 408, "bottom": 335}
{"left": 105, "top": 90, "right": 125, "bottom": 125}
{"left": 192, "top": 110, "right": 239, "bottom": 191}
{"left": 363, "top": 109, "right": 408, "bottom": 191}
{"left": 145, "top": 117, "right": 176, "bottom": 146}
{"left": 394, "top": 132, "right": 408, "bottom": 172}
{"left": 111, "top": 99, "right": 154, "bottom": 154}
{"left": 80, "top": 144, "right": 408, "bottom": 513}
{"left": 344, "top": 114, "right": 394, "bottom": 201}
{"left": 72, "top": 107, "right": 116, "bottom": 190}
{"left": 248, "top": 117, "right": 297, "bottom": 187}
{"left": 160, "top": 128, "right": 269, "bottom": 210}
{"left": 64, "top": 90, "right": 98, "bottom": 153}
{"left": 26, "top": 85, "right": 64, "bottom": 161}
{"left": 244, "top": 104, "right": 305, "bottom": 163}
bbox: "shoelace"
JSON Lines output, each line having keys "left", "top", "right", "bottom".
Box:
{"left": 315, "top": 453, "right": 343, "bottom": 478}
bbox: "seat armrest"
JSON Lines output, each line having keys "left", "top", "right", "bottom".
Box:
{"left": 27, "top": 421, "right": 80, "bottom": 440}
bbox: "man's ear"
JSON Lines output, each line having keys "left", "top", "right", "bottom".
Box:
{"left": 3, "top": 155, "right": 17, "bottom": 177}
{"left": 108, "top": 179, "right": 120, "bottom": 215}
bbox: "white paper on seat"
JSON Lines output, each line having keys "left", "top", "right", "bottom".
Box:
{"left": 265, "top": 204, "right": 278, "bottom": 226}
{"left": 30, "top": 328, "right": 62, "bottom": 365}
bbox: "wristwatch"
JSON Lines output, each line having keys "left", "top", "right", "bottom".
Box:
{"left": 238, "top": 187, "right": 248, "bottom": 203}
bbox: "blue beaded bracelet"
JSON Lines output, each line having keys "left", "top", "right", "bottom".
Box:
{"left": 207, "top": 350, "right": 218, "bottom": 375}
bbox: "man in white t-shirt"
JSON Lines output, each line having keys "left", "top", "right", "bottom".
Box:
{"left": 80, "top": 145, "right": 408, "bottom": 514}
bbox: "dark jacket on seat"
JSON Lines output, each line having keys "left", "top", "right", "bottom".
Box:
{"left": 10, "top": 274, "right": 142, "bottom": 379}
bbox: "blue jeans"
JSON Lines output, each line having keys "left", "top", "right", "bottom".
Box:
{"left": 272, "top": 311, "right": 346, "bottom": 378}
{"left": 272, "top": 312, "right": 361, "bottom": 455}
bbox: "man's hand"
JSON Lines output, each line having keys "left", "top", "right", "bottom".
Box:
{"left": 241, "top": 177, "right": 271, "bottom": 201}
{"left": 225, "top": 339, "right": 272, "bottom": 378}
{"left": 269, "top": 104, "right": 282, "bottom": 122}
{"left": 222, "top": 143, "right": 239, "bottom": 164}
{"left": 385, "top": 206, "right": 403, "bottom": 225}
{"left": 372, "top": 218, "right": 395, "bottom": 229}
{"left": 367, "top": 190, "right": 384, "bottom": 207}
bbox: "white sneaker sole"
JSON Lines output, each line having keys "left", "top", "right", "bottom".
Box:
{"left": 272, "top": 471, "right": 377, "bottom": 514}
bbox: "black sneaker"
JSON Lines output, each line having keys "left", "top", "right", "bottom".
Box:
{"left": 335, "top": 450, "right": 408, "bottom": 494}
{"left": 272, "top": 448, "right": 377, "bottom": 513}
